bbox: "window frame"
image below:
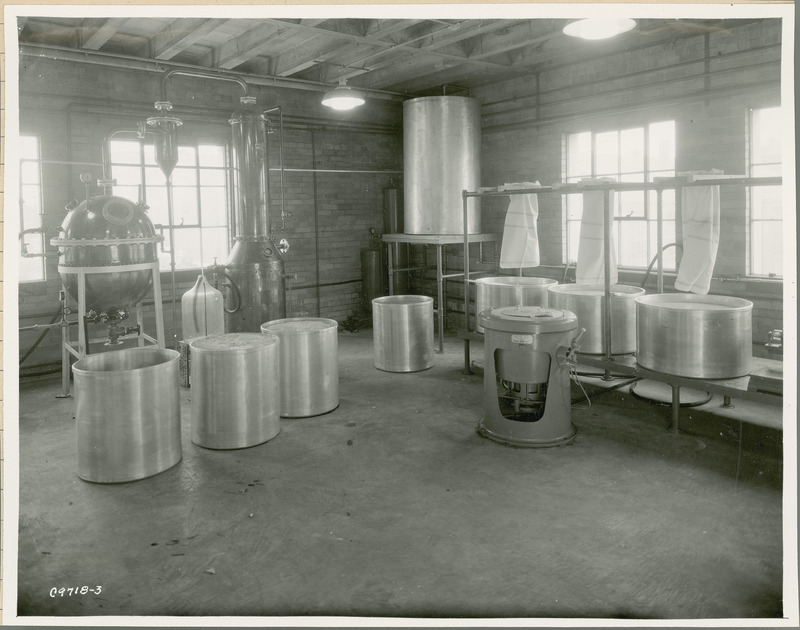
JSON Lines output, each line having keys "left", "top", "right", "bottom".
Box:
{"left": 19, "top": 133, "right": 46, "bottom": 282}
{"left": 747, "top": 106, "right": 783, "bottom": 278}
{"left": 563, "top": 121, "right": 677, "bottom": 271}
{"left": 108, "top": 139, "right": 231, "bottom": 272}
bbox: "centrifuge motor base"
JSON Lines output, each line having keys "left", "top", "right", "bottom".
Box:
{"left": 478, "top": 305, "right": 578, "bottom": 448}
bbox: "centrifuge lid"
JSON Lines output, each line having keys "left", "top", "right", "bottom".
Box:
{"left": 478, "top": 305, "right": 578, "bottom": 334}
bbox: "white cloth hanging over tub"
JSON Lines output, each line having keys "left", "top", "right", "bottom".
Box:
{"left": 576, "top": 179, "right": 618, "bottom": 285}
{"left": 674, "top": 171, "right": 722, "bottom": 295}
{"left": 499, "top": 182, "right": 541, "bottom": 269}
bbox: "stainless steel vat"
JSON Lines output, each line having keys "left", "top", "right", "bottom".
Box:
{"left": 636, "top": 293, "right": 753, "bottom": 378}
{"left": 51, "top": 194, "right": 161, "bottom": 316}
{"left": 372, "top": 295, "right": 434, "bottom": 372}
{"left": 474, "top": 276, "right": 556, "bottom": 333}
{"left": 403, "top": 96, "right": 481, "bottom": 234}
{"left": 190, "top": 333, "right": 281, "bottom": 449}
{"left": 73, "top": 347, "right": 181, "bottom": 483}
{"left": 548, "top": 284, "right": 644, "bottom": 354}
{"left": 260, "top": 318, "right": 339, "bottom": 418}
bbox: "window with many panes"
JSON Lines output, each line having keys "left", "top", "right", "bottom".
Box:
{"left": 749, "top": 106, "right": 782, "bottom": 277}
{"left": 564, "top": 121, "right": 676, "bottom": 269}
{"left": 109, "top": 140, "right": 230, "bottom": 271}
{"left": 19, "top": 134, "right": 45, "bottom": 282}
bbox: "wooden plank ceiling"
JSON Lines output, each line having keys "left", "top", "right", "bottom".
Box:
{"left": 17, "top": 16, "right": 759, "bottom": 97}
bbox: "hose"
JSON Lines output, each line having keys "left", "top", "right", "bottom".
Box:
{"left": 640, "top": 242, "right": 683, "bottom": 289}
{"left": 222, "top": 272, "right": 242, "bottom": 314}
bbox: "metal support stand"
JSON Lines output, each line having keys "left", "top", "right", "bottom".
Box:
{"left": 57, "top": 261, "right": 166, "bottom": 397}
{"left": 671, "top": 385, "right": 681, "bottom": 434}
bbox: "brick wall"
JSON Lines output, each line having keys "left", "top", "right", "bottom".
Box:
{"left": 16, "top": 56, "right": 402, "bottom": 369}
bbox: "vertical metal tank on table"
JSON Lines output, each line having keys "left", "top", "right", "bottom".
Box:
{"left": 403, "top": 96, "right": 481, "bottom": 234}
{"left": 222, "top": 97, "right": 286, "bottom": 332}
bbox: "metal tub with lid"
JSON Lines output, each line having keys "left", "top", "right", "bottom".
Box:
{"left": 190, "top": 333, "right": 281, "bottom": 449}
{"left": 261, "top": 317, "right": 339, "bottom": 418}
{"left": 636, "top": 293, "right": 753, "bottom": 379}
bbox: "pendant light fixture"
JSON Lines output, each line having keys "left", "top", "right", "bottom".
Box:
{"left": 321, "top": 78, "right": 365, "bottom": 111}
{"left": 562, "top": 18, "right": 636, "bottom": 40}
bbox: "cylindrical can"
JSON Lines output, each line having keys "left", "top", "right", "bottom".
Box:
{"left": 261, "top": 318, "right": 339, "bottom": 418}
{"left": 636, "top": 293, "right": 753, "bottom": 378}
{"left": 73, "top": 347, "right": 181, "bottom": 483}
{"left": 474, "top": 276, "right": 556, "bottom": 333}
{"left": 548, "top": 284, "right": 644, "bottom": 354}
{"left": 372, "top": 295, "right": 434, "bottom": 372}
{"left": 403, "top": 96, "right": 481, "bottom": 234}
{"left": 190, "top": 333, "right": 281, "bottom": 449}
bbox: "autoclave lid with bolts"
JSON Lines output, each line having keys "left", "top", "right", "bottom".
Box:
{"left": 478, "top": 305, "right": 578, "bottom": 334}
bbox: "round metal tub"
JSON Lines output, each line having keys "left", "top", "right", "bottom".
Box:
{"left": 403, "top": 96, "right": 481, "bottom": 234}
{"left": 190, "top": 333, "right": 281, "bottom": 449}
{"left": 260, "top": 318, "right": 339, "bottom": 418}
{"left": 372, "top": 295, "right": 434, "bottom": 372}
{"left": 548, "top": 284, "right": 644, "bottom": 354}
{"left": 73, "top": 347, "right": 181, "bottom": 483}
{"left": 474, "top": 276, "right": 556, "bottom": 333}
{"left": 636, "top": 294, "right": 753, "bottom": 378}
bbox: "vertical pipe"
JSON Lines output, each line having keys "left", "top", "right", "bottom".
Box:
{"left": 165, "top": 178, "right": 178, "bottom": 348}
{"left": 153, "top": 263, "right": 166, "bottom": 348}
{"left": 78, "top": 269, "right": 87, "bottom": 356}
{"left": 602, "top": 188, "right": 613, "bottom": 379}
{"left": 656, "top": 187, "right": 664, "bottom": 294}
{"left": 311, "top": 130, "right": 322, "bottom": 317}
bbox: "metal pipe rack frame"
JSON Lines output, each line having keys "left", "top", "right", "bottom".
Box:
{"left": 382, "top": 232, "right": 501, "bottom": 353}
{"left": 460, "top": 175, "right": 784, "bottom": 432}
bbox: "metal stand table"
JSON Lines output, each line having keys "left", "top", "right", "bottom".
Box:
{"left": 383, "top": 233, "right": 500, "bottom": 352}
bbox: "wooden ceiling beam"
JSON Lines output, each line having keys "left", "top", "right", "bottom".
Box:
{"left": 154, "top": 18, "right": 231, "bottom": 60}
{"left": 81, "top": 17, "right": 128, "bottom": 50}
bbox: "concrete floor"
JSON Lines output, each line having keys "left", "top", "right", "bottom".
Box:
{"left": 13, "top": 330, "right": 785, "bottom": 621}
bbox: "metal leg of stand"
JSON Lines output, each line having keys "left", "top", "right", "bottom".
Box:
{"left": 387, "top": 243, "right": 395, "bottom": 295}
{"left": 78, "top": 268, "right": 87, "bottom": 357}
{"left": 152, "top": 264, "right": 166, "bottom": 348}
{"left": 57, "top": 313, "right": 71, "bottom": 398}
{"left": 435, "top": 244, "right": 444, "bottom": 353}
{"left": 136, "top": 302, "right": 145, "bottom": 347}
{"left": 671, "top": 385, "right": 681, "bottom": 434}
{"left": 464, "top": 339, "right": 472, "bottom": 375}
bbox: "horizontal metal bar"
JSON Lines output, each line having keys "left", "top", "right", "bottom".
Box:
{"left": 463, "top": 176, "right": 782, "bottom": 198}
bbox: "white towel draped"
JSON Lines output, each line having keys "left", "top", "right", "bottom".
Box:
{"left": 674, "top": 184, "right": 721, "bottom": 294}
{"left": 576, "top": 183, "right": 618, "bottom": 285}
{"left": 499, "top": 182, "right": 540, "bottom": 269}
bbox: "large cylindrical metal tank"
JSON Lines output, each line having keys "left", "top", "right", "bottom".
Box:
{"left": 372, "top": 295, "right": 434, "bottom": 372}
{"left": 51, "top": 195, "right": 162, "bottom": 316}
{"left": 479, "top": 305, "right": 578, "bottom": 448}
{"left": 73, "top": 347, "right": 181, "bottom": 483}
{"left": 636, "top": 294, "right": 753, "bottom": 378}
{"left": 189, "top": 333, "right": 281, "bottom": 449}
{"left": 261, "top": 318, "right": 339, "bottom": 418}
{"left": 548, "top": 284, "right": 645, "bottom": 354}
{"left": 403, "top": 96, "right": 481, "bottom": 234}
{"left": 474, "top": 276, "right": 556, "bottom": 333}
{"left": 223, "top": 100, "right": 286, "bottom": 332}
